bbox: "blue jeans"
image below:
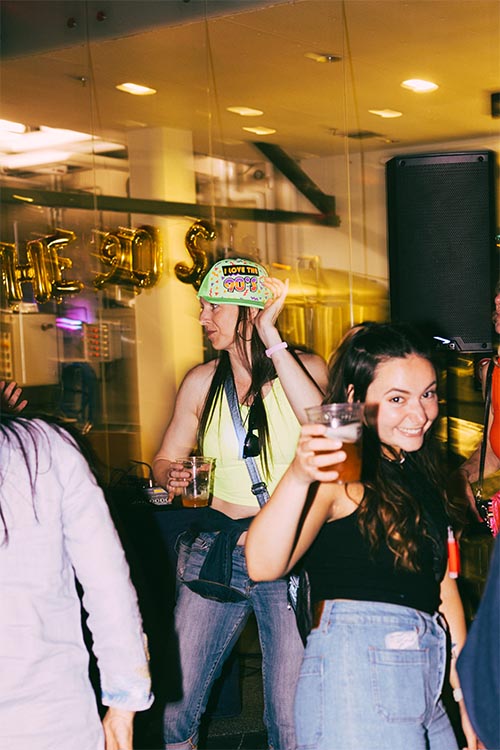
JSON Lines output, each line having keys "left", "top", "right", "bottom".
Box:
{"left": 295, "top": 600, "right": 459, "bottom": 750}
{"left": 164, "top": 532, "right": 304, "bottom": 749}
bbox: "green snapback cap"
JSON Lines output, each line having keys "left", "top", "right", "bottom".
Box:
{"left": 197, "top": 258, "right": 271, "bottom": 309}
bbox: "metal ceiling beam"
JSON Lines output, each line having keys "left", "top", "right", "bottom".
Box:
{"left": 0, "top": 187, "right": 340, "bottom": 227}
{"left": 252, "top": 141, "right": 339, "bottom": 222}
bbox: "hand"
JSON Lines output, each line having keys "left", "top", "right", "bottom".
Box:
{"left": 166, "top": 460, "right": 191, "bottom": 502}
{"left": 0, "top": 380, "right": 28, "bottom": 413}
{"left": 102, "top": 707, "right": 135, "bottom": 750}
{"left": 457, "top": 699, "right": 485, "bottom": 749}
{"left": 291, "top": 423, "right": 346, "bottom": 485}
{"left": 254, "top": 277, "right": 289, "bottom": 342}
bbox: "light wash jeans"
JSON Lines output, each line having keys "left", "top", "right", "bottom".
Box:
{"left": 164, "top": 531, "right": 304, "bottom": 749}
{"left": 294, "top": 599, "right": 459, "bottom": 750}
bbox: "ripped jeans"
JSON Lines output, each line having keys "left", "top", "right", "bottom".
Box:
{"left": 295, "top": 599, "right": 459, "bottom": 750}
{"left": 164, "top": 532, "right": 303, "bottom": 749}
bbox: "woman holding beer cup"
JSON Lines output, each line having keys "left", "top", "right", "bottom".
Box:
{"left": 246, "top": 322, "right": 480, "bottom": 750}
{"left": 153, "top": 257, "right": 327, "bottom": 750}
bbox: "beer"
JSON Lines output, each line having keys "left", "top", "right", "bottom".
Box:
{"left": 178, "top": 457, "right": 215, "bottom": 508}
{"left": 181, "top": 468, "right": 211, "bottom": 507}
{"left": 325, "top": 424, "right": 363, "bottom": 483}
{"left": 306, "top": 403, "right": 364, "bottom": 484}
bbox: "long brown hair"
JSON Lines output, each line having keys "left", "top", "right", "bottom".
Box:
{"left": 326, "top": 322, "right": 465, "bottom": 571}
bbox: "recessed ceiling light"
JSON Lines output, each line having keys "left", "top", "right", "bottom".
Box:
{"left": 242, "top": 126, "right": 276, "bottom": 136}
{"left": 369, "top": 109, "right": 403, "bottom": 119}
{"left": 401, "top": 79, "right": 438, "bottom": 93}
{"left": 116, "top": 82, "right": 157, "bottom": 96}
{"left": 305, "top": 52, "right": 342, "bottom": 63}
{"left": 227, "top": 106, "right": 263, "bottom": 117}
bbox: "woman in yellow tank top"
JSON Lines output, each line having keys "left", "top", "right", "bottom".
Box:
{"left": 153, "top": 257, "right": 327, "bottom": 750}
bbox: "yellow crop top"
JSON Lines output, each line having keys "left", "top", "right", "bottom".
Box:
{"left": 202, "top": 378, "right": 301, "bottom": 507}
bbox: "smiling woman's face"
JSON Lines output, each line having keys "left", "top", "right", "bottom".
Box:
{"left": 365, "top": 354, "right": 439, "bottom": 457}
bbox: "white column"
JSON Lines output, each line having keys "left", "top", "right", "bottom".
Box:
{"left": 127, "top": 127, "right": 204, "bottom": 464}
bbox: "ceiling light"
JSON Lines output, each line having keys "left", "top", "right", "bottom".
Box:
{"left": 227, "top": 106, "right": 263, "bottom": 117}
{"left": 305, "top": 52, "right": 342, "bottom": 63}
{"left": 12, "top": 194, "right": 34, "bottom": 203}
{"left": 242, "top": 126, "right": 276, "bottom": 136}
{"left": 0, "top": 150, "right": 71, "bottom": 169}
{"left": 116, "top": 82, "right": 157, "bottom": 96}
{"left": 0, "top": 119, "right": 26, "bottom": 134}
{"left": 369, "top": 109, "right": 403, "bottom": 119}
{"left": 401, "top": 79, "right": 438, "bottom": 93}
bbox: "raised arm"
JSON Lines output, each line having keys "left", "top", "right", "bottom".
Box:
{"left": 245, "top": 424, "right": 346, "bottom": 580}
{"left": 152, "top": 362, "right": 213, "bottom": 496}
{"left": 254, "top": 277, "right": 328, "bottom": 423}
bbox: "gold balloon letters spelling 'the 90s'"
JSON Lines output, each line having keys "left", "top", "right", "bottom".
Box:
{"left": 93, "top": 225, "right": 162, "bottom": 291}
{"left": 175, "top": 220, "right": 216, "bottom": 291}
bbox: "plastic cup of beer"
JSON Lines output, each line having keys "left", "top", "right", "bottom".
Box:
{"left": 177, "top": 457, "right": 215, "bottom": 507}
{"left": 305, "top": 403, "right": 364, "bottom": 483}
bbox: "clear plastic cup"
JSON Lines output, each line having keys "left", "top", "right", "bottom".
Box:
{"left": 177, "top": 457, "right": 215, "bottom": 507}
{"left": 305, "top": 403, "right": 364, "bottom": 483}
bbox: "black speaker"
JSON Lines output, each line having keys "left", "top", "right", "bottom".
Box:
{"left": 386, "top": 150, "right": 498, "bottom": 351}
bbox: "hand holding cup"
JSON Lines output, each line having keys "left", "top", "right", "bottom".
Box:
{"left": 305, "top": 403, "right": 364, "bottom": 484}
{"left": 291, "top": 423, "right": 347, "bottom": 485}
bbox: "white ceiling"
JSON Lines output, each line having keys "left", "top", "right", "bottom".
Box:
{"left": 1, "top": 0, "right": 499, "bottom": 167}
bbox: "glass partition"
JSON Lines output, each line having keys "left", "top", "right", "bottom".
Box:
{"left": 1, "top": 0, "right": 498, "bottom": 479}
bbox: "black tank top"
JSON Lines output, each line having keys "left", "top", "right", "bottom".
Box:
{"left": 304, "top": 459, "right": 449, "bottom": 615}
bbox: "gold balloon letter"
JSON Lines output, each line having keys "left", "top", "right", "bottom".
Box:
{"left": 27, "top": 228, "right": 84, "bottom": 303}
{"left": 93, "top": 225, "right": 162, "bottom": 291}
{"left": 175, "top": 220, "right": 216, "bottom": 291}
{"left": 0, "top": 242, "right": 25, "bottom": 306}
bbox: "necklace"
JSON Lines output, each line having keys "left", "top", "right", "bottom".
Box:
{"left": 382, "top": 452, "right": 406, "bottom": 465}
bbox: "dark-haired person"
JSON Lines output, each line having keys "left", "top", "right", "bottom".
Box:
{"left": 0, "top": 415, "right": 153, "bottom": 750}
{"left": 246, "top": 322, "right": 479, "bottom": 750}
{"left": 153, "top": 258, "right": 327, "bottom": 750}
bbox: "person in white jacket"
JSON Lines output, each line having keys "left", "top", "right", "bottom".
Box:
{"left": 0, "top": 415, "right": 153, "bottom": 750}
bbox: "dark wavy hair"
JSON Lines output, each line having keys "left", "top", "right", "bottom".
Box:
{"left": 326, "top": 321, "right": 464, "bottom": 571}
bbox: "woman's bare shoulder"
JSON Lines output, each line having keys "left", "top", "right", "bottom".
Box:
{"left": 178, "top": 359, "right": 218, "bottom": 399}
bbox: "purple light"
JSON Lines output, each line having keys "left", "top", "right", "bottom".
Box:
{"left": 56, "top": 317, "right": 83, "bottom": 331}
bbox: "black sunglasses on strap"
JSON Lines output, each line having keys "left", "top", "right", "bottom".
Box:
{"left": 242, "top": 401, "right": 260, "bottom": 459}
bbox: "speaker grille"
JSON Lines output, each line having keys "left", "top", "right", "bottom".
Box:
{"left": 387, "top": 151, "right": 498, "bottom": 351}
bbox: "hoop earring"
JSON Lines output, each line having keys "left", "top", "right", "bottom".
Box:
{"left": 236, "top": 320, "right": 254, "bottom": 342}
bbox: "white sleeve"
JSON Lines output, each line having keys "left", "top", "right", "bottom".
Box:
{"left": 54, "top": 428, "right": 153, "bottom": 711}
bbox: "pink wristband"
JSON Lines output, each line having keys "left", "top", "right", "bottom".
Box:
{"left": 265, "top": 341, "right": 288, "bottom": 358}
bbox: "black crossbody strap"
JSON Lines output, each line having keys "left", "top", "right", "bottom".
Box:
{"left": 477, "top": 359, "right": 495, "bottom": 498}
{"left": 224, "top": 374, "right": 269, "bottom": 508}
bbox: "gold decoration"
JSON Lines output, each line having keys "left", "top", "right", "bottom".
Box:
{"left": 0, "top": 242, "right": 25, "bottom": 305}
{"left": 93, "top": 225, "right": 162, "bottom": 291}
{"left": 27, "top": 228, "right": 83, "bottom": 303}
{"left": 175, "top": 220, "right": 216, "bottom": 291}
